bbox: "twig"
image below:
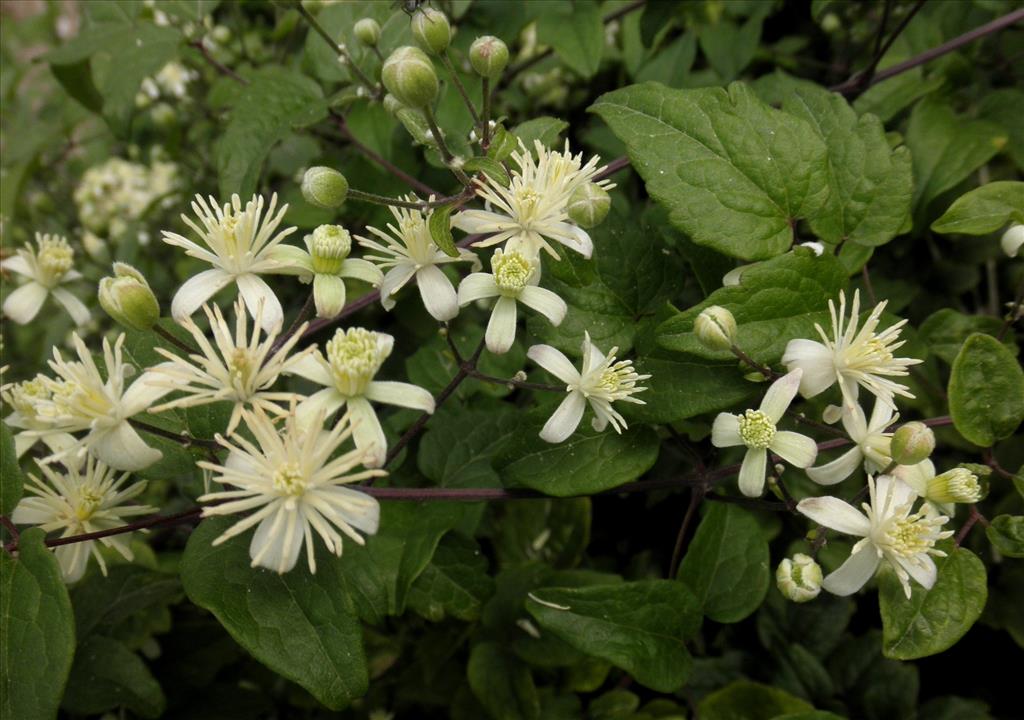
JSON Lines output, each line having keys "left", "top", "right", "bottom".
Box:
{"left": 465, "top": 369, "right": 565, "bottom": 393}
{"left": 955, "top": 505, "right": 989, "bottom": 546}
{"left": 836, "top": 0, "right": 927, "bottom": 96}
{"left": 422, "top": 106, "right": 472, "bottom": 185}
{"left": 331, "top": 112, "right": 438, "bottom": 196}
{"left": 441, "top": 51, "right": 481, "bottom": 125}
{"left": 154, "top": 324, "right": 199, "bottom": 356}
{"left": 189, "top": 40, "right": 247, "bottom": 84}
{"left": 730, "top": 344, "right": 776, "bottom": 379}
{"left": 669, "top": 487, "right": 704, "bottom": 578}
{"left": 293, "top": 1, "right": 379, "bottom": 95}
{"left": 130, "top": 419, "right": 221, "bottom": 450}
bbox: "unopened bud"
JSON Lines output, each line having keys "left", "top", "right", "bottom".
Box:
{"left": 927, "top": 467, "right": 983, "bottom": 504}
{"left": 776, "top": 553, "right": 822, "bottom": 603}
{"left": 382, "top": 93, "right": 404, "bottom": 116}
{"left": 353, "top": 18, "right": 381, "bottom": 47}
{"left": 694, "top": 305, "right": 738, "bottom": 352}
{"left": 890, "top": 422, "right": 935, "bottom": 465}
{"left": 98, "top": 263, "right": 160, "bottom": 331}
{"left": 308, "top": 225, "right": 352, "bottom": 274}
{"left": 411, "top": 8, "right": 451, "bottom": 55}
{"left": 302, "top": 166, "right": 349, "bottom": 209}
{"left": 469, "top": 35, "right": 509, "bottom": 79}
{"left": 1002, "top": 224, "right": 1024, "bottom": 258}
{"left": 382, "top": 46, "right": 438, "bottom": 108}
{"left": 567, "top": 182, "right": 611, "bottom": 229}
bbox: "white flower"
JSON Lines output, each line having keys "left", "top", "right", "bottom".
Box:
{"left": 286, "top": 328, "right": 435, "bottom": 467}
{"left": 712, "top": 369, "right": 818, "bottom": 497}
{"left": 161, "top": 193, "right": 297, "bottom": 331}
{"left": 26, "top": 333, "right": 173, "bottom": 471}
{"left": 147, "top": 299, "right": 312, "bottom": 435}
{"left": 797, "top": 474, "right": 953, "bottom": 598}
{"left": 893, "top": 460, "right": 982, "bottom": 515}
{"left": 782, "top": 290, "right": 922, "bottom": 410}
{"left": 11, "top": 457, "right": 156, "bottom": 583}
{"left": 452, "top": 140, "right": 612, "bottom": 260}
{"left": 526, "top": 332, "right": 649, "bottom": 444}
{"left": 198, "top": 407, "right": 384, "bottom": 574}
{"left": 153, "top": 61, "right": 197, "bottom": 99}
{"left": 457, "top": 249, "right": 567, "bottom": 354}
{"left": 0, "top": 376, "right": 76, "bottom": 458}
{"left": 1002, "top": 223, "right": 1023, "bottom": 258}
{"left": 1, "top": 233, "right": 89, "bottom": 326}
{"left": 74, "top": 157, "right": 180, "bottom": 237}
{"left": 356, "top": 202, "right": 478, "bottom": 321}
{"left": 806, "top": 399, "right": 895, "bottom": 486}
{"left": 268, "top": 224, "right": 383, "bottom": 318}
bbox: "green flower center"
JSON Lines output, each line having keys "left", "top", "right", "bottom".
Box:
{"left": 38, "top": 237, "right": 73, "bottom": 284}
{"left": 310, "top": 225, "right": 352, "bottom": 274}
{"left": 737, "top": 409, "right": 776, "bottom": 449}
{"left": 884, "top": 514, "right": 935, "bottom": 557}
{"left": 492, "top": 251, "right": 532, "bottom": 294}
{"left": 326, "top": 328, "right": 386, "bottom": 396}
{"left": 272, "top": 462, "right": 307, "bottom": 496}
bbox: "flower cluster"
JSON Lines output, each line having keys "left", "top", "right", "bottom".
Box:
{"left": 74, "top": 156, "right": 180, "bottom": 240}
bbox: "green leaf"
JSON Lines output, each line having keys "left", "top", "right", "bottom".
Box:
{"left": 905, "top": 98, "right": 1007, "bottom": 218}
{"left": 627, "top": 355, "right": 759, "bottom": 424}
{"left": 216, "top": 67, "right": 328, "bottom": 199}
{"left": 698, "top": 18, "right": 761, "bottom": 82}
{"left": 931, "top": 181, "right": 1024, "bottom": 235}
{"left": 62, "top": 635, "right": 165, "bottom": 719}
{"left": 525, "top": 580, "right": 701, "bottom": 692}
{"left": 467, "top": 642, "right": 540, "bottom": 720}
{"left": 978, "top": 88, "right": 1024, "bottom": 173}
{"left": 50, "top": 60, "right": 104, "bottom": 114}
{"left": 180, "top": 518, "right": 368, "bottom": 710}
{"left": 1, "top": 421, "right": 25, "bottom": 515}
{"left": 697, "top": 680, "right": 814, "bottom": 720}
{"left": 986, "top": 515, "right": 1024, "bottom": 558}
{"left": 407, "top": 534, "right": 494, "bottom": 622}
{"left": 783, "top": 85, "right": 913, "bottom": 247}
{"left": 418, "top": 406, "right": 519, "bottom": 489}
{"left": 487, "top": 123, "right": 519, "bottom": 161}
{"left": 428, "top": 203, "right": 458, "bottom": 258}
{"left": 678, "top": 503, "right": 770, "bottom": 623}
{"left": 948, "top": 333, "right": 1024, "bottom": 447}
{"left": 1, "top": 528, "right": 76, "bottom": 720}
{"left": 879, "top": 541, "right": 987, "bottom": 660}
{"left": 463, "top": 156, "right": 511, "bottom": 187}
{"left": 851, "top": 68, "right": 943, "bottom": 124}
{"left": 71, "top": 565, "right": 181, "bottom": 640}
{"left": 658, "top": 249, "right": 847, "bottom": 364}
{"left": 591, "top": 81, "right": 829, "bottom": 260}
{"left": 537, "top": 1, "right": 604, "bottom": 78}
{"left": 918, "top": 308, "right": 1016, "bottom": 365}
{"left": 100, "top": 25, "right": 182, "bottom": 136}
{"left": 494, "top": 498, "right": 591, "bottom": 569}
{"left": 512, "top": 116, "right": 570, "bottom": 149}
{"left": 500, "top": 425, "right": 659, "bottom": 497}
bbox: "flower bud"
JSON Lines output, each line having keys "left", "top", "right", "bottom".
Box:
{"left": 309, "top": 224, "right": 352, "bottom": 274}
{"left": 353, "top": 18, "right": 381, "bottom": 47}
{"left": 302, "top": 166, "right": 349, "bottom": 209}
{"left": 926, "top": 467, "right": 983, "bottom": 504}
{"left": 469, "top": 35, "right": 509, "bottom": 79}
{"left": 776, "top": 553, "right": 823, "bottom": 603}
{"left": 694, "top": 305, "right": 738, "bottom": 352}
{"left": 382, "top": 93, "right": 405, "bottom": 117}
{"left": 890, "top": 421, "right": 935, "bottom": 465}
{"left": 98, "top": 263, "right": 160, "bottom": 331}
{"left": 567, "top": 182, "right": 611, "bottom": 229}
{"left": 1002, "top": 223, "right": 1024, "bottom": 258}
{"left": 411, "top": 8, "right": 451, "bottom": 55}
{"left": 820, "top": 12, "right": 841, "bottom": 33}
{"left": 382, "top": 46, "right": 439, "bottom": 108}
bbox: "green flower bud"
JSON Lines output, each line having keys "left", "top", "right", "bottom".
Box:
{"left": 694, "top": 305, "right": 738, "bottom": 352}
{"left": 469, "top": 35, "right": 509, "bottom": 79}
{"left": 382, "top": 93, "right": 405, "bottom": 116}
{"left": 411, "top": 8, "right": 451, "bottom": 55}
{"left": 776, "top": 553, "right": 823, "bottom": 603}
{"left": 308, "top": 224, "right": 352, "bottom": 274}
{"left": 98, "top": 262, "right": 160, "bottom": 331}
{"left": 567, "top": 182, "right": 611, "bottom": 229}
{"left": 302, "top": 166, "right": 349, "bottom": 209}
{"left": 927, "top": 467, "right": 983, "bottom": 504}
{"left": 820, "top": 12, "right": 841, "bottom": 33}
{"left": 353, "top": 17, "right": 381, "bottom": 47}
{"left": 890, "top": 421, "right": 935, "bottom": 465}
{"left": 382, "top": 46, "right": 439, "bottom": 108}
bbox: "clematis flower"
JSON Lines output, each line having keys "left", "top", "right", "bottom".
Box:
{"left": 526, "top": 332, "right": 649, "bottom": 443}
{"left": 286, "top": 328, "right": 435, "bottom": 467}
{"left": 198, "top": 407, "right": 384, "bottom": 574}
{"left": 893, "top": 460, "right": 982, "bottom": 515}
{"left": 1, "top": 233, "right": 89, "bottom": 326}
{"left": 11, "top": 457, "right": 156, "bottom": 583}
{"left": 711, "top": 369, "right": 817, "bottom": 497}
{"left": 452, "top": 140, "right": 612, "bottom": 260}
{"left": 147, "top": 299, "right": 312, "bottom": 435}
{"left": 1, "top": 375, "right": 76, "bottom": 458}
{"left": 457, "top": 248, "right": 566, "bottom": 354}
{"left": 161, "top": 193, "right": 296, "bottom": 331}
{"left": 806, "top": 399, "right": 895, "bottom": 486}
{"left": 782, "top": 290, "right": 921, "bottom": 410}
{"left": 797, "top": 474, "right": 953, "bottom": 598}
{"left": 356, "top": 201, "right": 478, "bottom": 321}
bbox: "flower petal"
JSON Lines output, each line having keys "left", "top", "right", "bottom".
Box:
{"left": 51, "top": 287, "right": 91, "bottom": 327}
{"left": 451, "top": 209, "right": 513, "bottom": 234}
{"left": 893, "top": 553, "right": 937, "bottom": 593}
{"left": 518, "top": 286, "right": 567, "bottom": 326}
{"left": 416, "top": 264, "right": 459, "bottom": 321}
{"left": 760, "top": 368, "right": 803, "bottom": 423}
{"left": 89, "top": 422, "right": 162, "bottom": 472}
{"left": 457, "top": 273, "right": 500, "bottom": 305}
{"left": 539, "top": 391, "right": 586, "bottom": 443}
{"left": 312, "top": 273, "right": 346, "bottom": 318}
{"left": 237, "top": 273, "right": 284, "bottom": 332}
{"left": 527, "top": 344, "right": 580, "bottom": 385}
{"left": 770, "top": 430, "right": 817, "bottom": 468}
{"left": 797, "top": 496, "right": 871, "bottom": 535}
{"left": 171, "top": 268, "right": 233, "bottom": 322}
{"left": 365, "top": 381, "right": 435, "bottom": 413}
{"left": 250, "top": 507, "right": 304, "bottom": 573}
{"left": 295, "top": 387, "right": 345, "bottom": 429}
{"left": 782, "top": 339, "right": 836, "bottom": 398}
{"left": 262, "top": 244, "right": 312, "bottom": 276}
{"left": 544, "top": 222, "right": 593, "bottom": 258}
{"left": 711, "top": 413, "right": 742, "bottom": 448}
{"left": 347, "top": 396, "right": 387, "bottom": 468}
{"left": 806, "top": 447, "right": 864, "bottom": 486}
{"left": 379, "top": 263, "right": 417, "bottom": 311}
{"left": 287, "top": 352, "right": 334, "bottom": 387}
{"left": 892, "top": 459, "right": 934, "bottom": 498}
{"left": 738, "top": 448, "right": 767, "bottom": 497}
{"left": 339, "top": 258, "right": 383, "bottom": 287}
{"left": 485, "top": 295, "right": 518, "bottom": 354}
{"left": 822, "top": 546, "right": 880, "bottom": 596}
{"left": 121, "top": 372, "right": 176, "bottom": 415}
{"left": 2, "top": 282, "right": 48, "bottom": 324}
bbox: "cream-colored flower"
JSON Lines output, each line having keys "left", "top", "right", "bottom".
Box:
{"left": 1, "top": 375, "right": 76, "bottom": 458}
{"left": 893, "top": 460, "right": 982, "bottom": 515}
{"left": 457, "top": 249, "right": 566, "bottom": 354}
{"left": 199, "top": 407, "right": 384, "bottom": 574}
{"left": 11, "top": 457, "right": 156, "bottom": 583}
{"left": 526, "top": 332, "right": 649, "bottom": 443}
{"left": 162, "top": 193, "right": 296, "bottom": 331}
{"left": 356, "top": 202, "right": 478, "bottom": 321}
{"left": 806, "top": 399, "right": 895, "bottom": 486}
{"left": 452, "top": 140, "right": 612, "bottom": 260}
{"left": 1, "top": 233, "right": 89, "bottom": 326}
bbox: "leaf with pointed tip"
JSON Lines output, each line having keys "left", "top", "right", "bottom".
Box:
{"left": 931, "top": 181, "right": 1024, "bottom": 235}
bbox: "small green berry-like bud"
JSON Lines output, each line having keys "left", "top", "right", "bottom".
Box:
{"left": 694, "top": 305, "right": 738, "bottom": 352}
{"left": 890, "top": 421, "right": 935, "bottom": 465}
{"left": 308, "top": 224, "right": 352, "bottom": 274}
{"left": 927, "top": 467, "right": 983, "bottom": 504}
{"left": 567, "top": 182, "right": 611, "bottom": 229}
{"left": 302, "top": 166, "right": 349, "bottom": 209}
{"left": 382, "top": 46, "right": 439, "bottom": 108}
{"left": 1002, "top": 223, "right": 1024, "bottom": 258}
{"left": 353, "top": 18, "right": 381, "bottom": 47}
{"left": 776, "top": 554, "right": 823, "bottom": 603}
{"left": 469, "top": 35, "right": 509, "bottom": 79}
{"left": 411, "top": 8, "right": 451, "bottom": 55}
{"left": 98, "top": 262, "right": 160, "bottom": 331}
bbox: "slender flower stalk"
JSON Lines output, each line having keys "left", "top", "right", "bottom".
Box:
{"left": 806, "top": 399, "right": 895, "bottom": 486}
{"left": 1, "top": 233, "right": 89, "bottom": 326}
